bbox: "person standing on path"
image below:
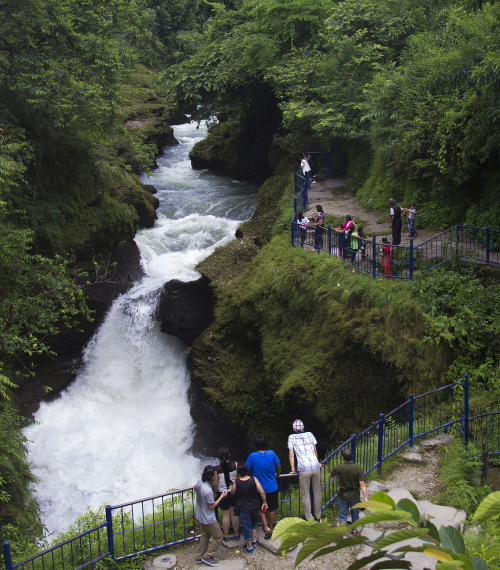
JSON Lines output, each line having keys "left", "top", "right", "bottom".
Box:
{"left": 231, "top": 463, "right": 268, "bottom": 555}
{"left": 329, "top": 448, "right": 368, "bottom": 535}
{"left": 214, "top": 446, "right": 240, "bottom": 541}
{"left": 380, "top": 237, "right": 393, "bottom": 279}
{"left": 288, "top": 419, "right": 323, "bottom": 522}
{"left": 195, "top": 465, "right": 226, "bottom": 566}
{"left": 389, "top": 198, "right": 402, "bottom": 245}
{"left": 246, "top": 434, "right": 281, "bottom": 539}
{"left": 297, "top": 211, "right": 309, "bottom": 248}
{"left": 301, "top": 153, "right": 311, "bottom": 188}
{"left": 406, "top": 203, "right": 417, "bottom": 237}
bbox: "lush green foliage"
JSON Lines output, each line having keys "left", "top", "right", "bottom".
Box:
{"left": 435, "top": 440, "right": 490, "bottom": 513}
{"left": 275, "top": 490, "right": 500, "bottom": 568}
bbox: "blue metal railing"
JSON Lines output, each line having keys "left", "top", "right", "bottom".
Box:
{"left": 3, "top": 524, "right": 109, "bottom": 570}
{"left": 290, "top": 222, "right": 500, "bottom": 279}
{"left": 5, "top": 374, "right": 500, "bottom": 569}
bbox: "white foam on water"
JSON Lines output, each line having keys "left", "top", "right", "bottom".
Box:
{"left": 24, "top": 122, "right": 257, "bottom": 537}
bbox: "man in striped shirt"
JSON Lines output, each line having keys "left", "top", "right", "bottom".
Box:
{"left": 288, "top": 419, "right": 323, "bottom": 522}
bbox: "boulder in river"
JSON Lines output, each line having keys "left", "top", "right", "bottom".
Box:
{"left": 158, "top": 276, "right": 215, "bottom": 345}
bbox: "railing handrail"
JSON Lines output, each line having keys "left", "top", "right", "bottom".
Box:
{"left": 110, "top": 487, "right": 195, "bottom": 509}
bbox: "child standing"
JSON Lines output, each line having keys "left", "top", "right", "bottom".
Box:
{"left": 406, "top": 203, "right": 417, "bottom": 237}
{"left": 380, "top": 237, "right": 393, "bottom": 279}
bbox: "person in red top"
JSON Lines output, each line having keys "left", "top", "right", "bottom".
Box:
{"left": 335, "top": 215, "right": 355, "bottom": 259}
{"left": 381, "top": 237, "right": 393, "bottom": 279}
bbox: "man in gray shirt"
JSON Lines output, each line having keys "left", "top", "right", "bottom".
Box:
{"left": 195, "top": 465, "right": 226, "bottom": 566}
{"left": 288, "top": 419, "right": 323, "bottom": 522}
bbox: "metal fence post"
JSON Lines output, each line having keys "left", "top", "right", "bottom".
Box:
{"left": 305, "top": 170, "right": 309, "bottom": 190}
{"left": 372, "top": 234, "right": 377, "bottom": 279}
{"left": 464, "top": 374, "right": 469, "bottom": 448}
{"left": 377, "top": 413, "right": 384, "bottom": 474}
{"left": 291, "top": 220, "right": 295, "bottom": 247}
{"left": 486, "top": 227, "right": 490, "bottom": 263}
{"left": 105, "top": 505, "right": 115, "bottom": 560}
{"left": 294, "top": 164, "right": 297, "bottom": 194}
{"left": 293, "top": 197, "right": 297, "bottom": 217}
{"left": 351, "top": 434, "right": 357, "bottom": 462}
{"left": 342, "top": 232, "right": 346, "bottom": 260}
{"left": 328, "top": 225, "right": 332, "bottom": 255}
{"left": 3, "top": 542, "right": 13, "bottom": 570}
{"left": 316, "top": 225, "right": 320, "bottom": 252}
{"left": 409, "top": 394, "right": 414, "bottom": 448}
{"left": 409, "top": 239, "right": 414, "bottom": 280}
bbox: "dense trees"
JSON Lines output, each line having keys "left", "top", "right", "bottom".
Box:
{"left": 170, "top": 0, "right": 500, "bottom": 226}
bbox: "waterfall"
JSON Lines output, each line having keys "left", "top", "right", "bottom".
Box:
{"left": 24, "top": 122, "right": 257, "bottom": 537}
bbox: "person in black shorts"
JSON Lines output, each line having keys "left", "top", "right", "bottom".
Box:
{"left": 246, "top": 435, "right": 281, "bottom": 539}
{"left": 214, "top": 446, "right": 240, "bottom": 541}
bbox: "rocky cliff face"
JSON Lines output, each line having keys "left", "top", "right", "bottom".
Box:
{"left": 158, "top": 276, "right": 215, "bottom": 345}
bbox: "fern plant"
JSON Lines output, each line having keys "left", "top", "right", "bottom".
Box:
{"left": 274, "top": 490, "right": 500, "bottom": 569}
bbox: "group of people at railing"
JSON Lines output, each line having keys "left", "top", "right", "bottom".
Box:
{"left": 296, "top": 198, "right": 418, "bottom": 279}
{"left": 194, "top": 420, "right": 367, "bottom": 567}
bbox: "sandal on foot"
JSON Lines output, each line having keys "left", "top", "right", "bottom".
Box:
{"left": 223, "top": 536, "right": 231, "bottom": 542}
{"left": 351, "top": 530, "right": 358, "bottom": 536}
{"left": 231, "top": 534, "right": 240, "bottom": 541}
{"left": 264, "top": 530, "right": 273, "bottom": 540}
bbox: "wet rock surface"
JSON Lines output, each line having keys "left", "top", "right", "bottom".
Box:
{"left": 158, "top": 276, "right": 215, "bottom": 346}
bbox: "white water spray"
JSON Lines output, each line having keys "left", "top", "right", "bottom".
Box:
{"left": 24, "top": 122, "right": 257, "bottom": 537}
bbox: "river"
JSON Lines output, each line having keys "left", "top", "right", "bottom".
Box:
{"left": 23, "top": 121, "right": 258, "bottom": 537}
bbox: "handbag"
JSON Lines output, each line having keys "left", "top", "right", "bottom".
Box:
{"left": 233, "top": 477, "right": 253, "bottom": 516}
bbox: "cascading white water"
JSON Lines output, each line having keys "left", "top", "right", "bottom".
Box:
{"left": 24, "top": 122, "right": 257, "bottom": 537}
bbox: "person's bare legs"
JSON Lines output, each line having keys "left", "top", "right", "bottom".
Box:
{"left": 268, "top": 510, "right": 276, "bottom": 532}
{"left": 259, "top": 511, "right": 270, "bottom": 532}
{"left": 222, "top": 509, "right": 230, "bottom": 538}
{"left": 229, "top": 507, "right": 240, "bottom": 537}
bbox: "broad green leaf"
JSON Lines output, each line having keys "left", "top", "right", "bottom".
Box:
{"left": 471, "top": 557, "right": 489, "bottom": 570}
{"left": 309, "top": 535, "right": 367, "bottom": 562}
{"left": 439, "top": 526, "right": 465, "bottom": 555}
{"left": 373, "top": 528, "right": 429, "bottom": 551}
{"left": 435, "top": 562, "right": 465, "bottom": 569}
{"left": 280, "top": 521, "right": 332, "bottom": 553}
{"left": 351, "top": 510, "right": 412, "bottom": 529}
{"left": 370, "top": 562, "right": 411, "bottom": 570}
{"left": 343, "top": 550, "right": 392, "bottom": 570}
{"left": 368, "top": 492, "right": 396, "bottom": 510}
{"left": 471, "top": 491, "right": 500, "bottom": 521}
{"left": 423, "top": 522, "right": 441, "bottom": 543}
{"left": 272, "top": 517, "right": 304, "bottom": 541}
{"left": 452, "top": 554, "right": 475, "bottom": 570}
{"left": 294, "top": 527, "right": 355, "bottom": 565}
{"left": 396, "top": 499, "right": 420, "bottom": 527}
{"left": 425, "top": 548, "right": 454, "bottom": 562}
{"left": 354, "top": 500, "right": 395, "bottom": 511}
{"left": 484, "top": 545, "right": 500, "bottom": 559}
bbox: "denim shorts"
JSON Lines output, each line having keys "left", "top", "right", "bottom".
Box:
{"left": 239, "top": 510, "right": 260, "bottom": 541}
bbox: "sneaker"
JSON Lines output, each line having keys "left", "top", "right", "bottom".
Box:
{"left": 314, "top": 517, "right": 322, "bottom": 523}
{"left": 252, "top": 540, "right": 257, "bottom": 547}
{"left": 196, "top": 560, "right": 203, "bottom": 565}
{"left": 201, "top": 557, "right": 219, "bottom": 567}
{"left": 243, "top": 545, "right": 255, "bottom": 554}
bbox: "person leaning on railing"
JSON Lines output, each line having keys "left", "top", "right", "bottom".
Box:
{"left": 288, "top": 419, "right": 324, "bottom": 522}
{"left": 329, "top": 448, "right": 368, "bottom": 536}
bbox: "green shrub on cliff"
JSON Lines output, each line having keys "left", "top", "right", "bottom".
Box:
{"left": 198, "top": 234, "right": 444, "bottom": 442}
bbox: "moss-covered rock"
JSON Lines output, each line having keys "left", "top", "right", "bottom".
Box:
{"left": 189, "top": 121, "right": 274, "bottom": 183}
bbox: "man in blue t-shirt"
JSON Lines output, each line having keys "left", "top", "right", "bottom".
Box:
{"left": 246, "top": 434, "right": 281, "bottom": 540}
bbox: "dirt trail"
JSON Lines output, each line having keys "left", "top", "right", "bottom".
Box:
{"left": 304, "top": 179, "right": 436, "bottom": 246}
